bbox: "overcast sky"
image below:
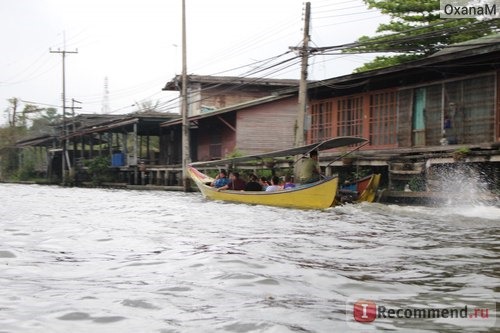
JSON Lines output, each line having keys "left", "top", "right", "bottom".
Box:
{"left": 0, "top": 0, "right": 389, "bottom": 125}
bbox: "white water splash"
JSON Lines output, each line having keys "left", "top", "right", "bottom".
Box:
{"left": 429, "top": 163, "right": 498, "bottom": 207}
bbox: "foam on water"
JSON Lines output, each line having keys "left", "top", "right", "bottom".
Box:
{"left": 444, "top": 204, "right": 500, "bottom": 220}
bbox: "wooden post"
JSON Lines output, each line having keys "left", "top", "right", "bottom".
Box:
{"left": 80, "top": 136, "right": 84, "bottom": 159}
{"left": 72, "top": 137, "right": 76, "bottom": 160}
{"left": 133, "top": 123, "right": 138, "bottom": 184}
{"left": 146, "top": 135, "right": 150, "bottom": 163}
{"left": 108, "top": 132, "right": 113, "bottom": 158}
{"left": 90, "top": 135, "right": 94, "bottom": 159}
{"left": 122, "top": 132, "right": 127, "bottom": 164}
{"left": 98, "top": 133, "right": 102, "bottom": 156}
{"left": 139, "top": 135, "right": 143, "bottom": 160}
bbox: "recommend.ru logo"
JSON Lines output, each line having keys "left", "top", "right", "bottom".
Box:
{"left": 346, "top": 294, "right": 496, "bottom": 330}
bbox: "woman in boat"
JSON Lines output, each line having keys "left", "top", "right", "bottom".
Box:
{"left": 217, "top": 171, "right": 246, "bottom": 191}
{"left": 244, "top": 174, "right": 262, "bottom": 191}
{"left": 211, "top": 169, "right": 229, "bottom": 188}
{"left": 265, "top": 176, "right": 282, "bottom": 192}
{"left": 283, "top": 175, "right": 296, "bottom": 189}
{"left": 259, "top": 176, "right": 270, "bottom": 190}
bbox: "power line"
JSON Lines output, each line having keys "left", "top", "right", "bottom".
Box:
{"left": 306, "top": 19, "right": 499, "bottom": 54}
{"left": 19, "top": 100, "right": 60, "bottom": 108}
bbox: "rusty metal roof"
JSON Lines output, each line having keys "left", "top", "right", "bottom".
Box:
{"left": 162, "top": 74, "right": 300, "bottom": 91}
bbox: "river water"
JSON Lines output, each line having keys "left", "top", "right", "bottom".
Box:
{"left": 0, "top": 184, "right": 498, "bottom": 333}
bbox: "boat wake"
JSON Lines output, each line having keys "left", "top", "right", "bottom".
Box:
{"left": 437, "top": 204, "right": 500, "bottom": 220}
{"left": 333, "top": 201, "right": 499, "bottom": 224}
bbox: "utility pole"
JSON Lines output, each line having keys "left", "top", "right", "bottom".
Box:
{"left": 295, "top": 1, "right": 311, "bottom": 148}
{"left": 293, "top": 2, "right": 311, "bottom": 181}
{"left": 50, "top": 43, "right": 78, "bottom": 185}
{"left": 70, "top": 99, "right": 82, "bottom": 121}
{"left": 181, "top": 0, "right": 191, "bottom": 191}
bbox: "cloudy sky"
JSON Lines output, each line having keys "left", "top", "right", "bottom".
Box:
{"left": 0, "top": 0, "right": 388, "bottom": 124}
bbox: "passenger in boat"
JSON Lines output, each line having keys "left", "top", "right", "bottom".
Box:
{"left": 211, "top": 169, "right": 229, "bottom": 188}
{"left": 283, "top": 175, "right": 296, "bottom": 189}
{"left": 244, "top": 174, "right": 262, "bottom": 191}
{"left": 259, "top": 176, "right": 270, "bottom": 190}
{"left": 300, "top": 150, "right": 321, "bottom": 184}
{"left": 265, "top": 175, "right": 282, "bottom": 192}
{"left": 218, "top": 171, "right": 246, "bottom": 191}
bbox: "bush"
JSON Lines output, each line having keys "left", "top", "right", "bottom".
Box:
{"left": 84, "top": 156, "right": 111, "bottom": 185}
{"left": 15, "top": 160, "right": 36, "bottom": 181}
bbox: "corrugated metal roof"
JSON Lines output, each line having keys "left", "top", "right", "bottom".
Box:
{"left": 163, "top": 74, "right": 300, "bottom": 91}
{"left": 430, "top": 33, "right": 500, "bottom": 57}
{"left": 16, "top": 134, "right": 55, "bottom": 147}
{"left": 308, "top": 33, "right": 500, "bottom": 92}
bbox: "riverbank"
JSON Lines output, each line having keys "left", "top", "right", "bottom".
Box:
{"left": 0, "top": 179, "right": 196, "bottom": 192}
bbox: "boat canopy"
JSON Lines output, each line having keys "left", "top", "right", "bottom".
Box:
{"left": 189, "top": 136, "right": 367, "bottom": 167}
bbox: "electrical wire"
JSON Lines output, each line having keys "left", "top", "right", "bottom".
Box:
{"left": 310, "top": 19, "right": 499, "bottom": 54}
{"left": 5, "top": 2, "right": 498, "bottom": 119}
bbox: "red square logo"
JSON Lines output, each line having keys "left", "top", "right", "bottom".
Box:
{"left": 353, "top": 300, "right": 377, "bottom": 322}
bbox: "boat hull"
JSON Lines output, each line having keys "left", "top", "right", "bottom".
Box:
{"left": 188, "top": 166, "right": 338, "bottom": 210}
{"left": 356, "top": 173, "right": 381, "bottom": 203}
{"left": 336, "top": 174, "right": 381, "bottom": 204}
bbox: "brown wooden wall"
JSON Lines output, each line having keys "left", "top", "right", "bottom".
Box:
{"left": 397, "top": 89, "right": 413, "bottom": 148}
{"left": 189, "top": 83, "right": 287, "bottom": 115}
{"left": 195, "top": 114, "right": 236, "bottom": 161}
{"left": 309, "top": 72, "right": 498, "bottom": 149}
{"left": 236, "top": 97, "right": 297, "bottom": 155}
{"left": 497, "top": 70, "right": 500, "bottom": 142}
{"left": 159, "top": 127, "right": 181, "bottom": 164}
{"left": 203, "top": 90, "right": 272, "bottom": 109}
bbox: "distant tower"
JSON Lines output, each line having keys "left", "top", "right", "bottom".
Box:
{"left": 101, "top": 76, "right": 110, "bottom": 114}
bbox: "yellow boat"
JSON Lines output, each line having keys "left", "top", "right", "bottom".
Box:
{"left": 187, "top": 136, "right": 368, "bottom": 210}
{"left": 357, "top": 173, "right": 381, "bottom": 203}
{"left": 188, "top": 166, "right": 339, "bottom": 209}
{"left": 336, "top": 174, "right": 382, "bottom": 204}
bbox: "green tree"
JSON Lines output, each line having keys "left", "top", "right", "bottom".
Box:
{"left": 0, "top": 98, "right": 28, "bottom": 180}
{"left": 1, "top": 99, "right": 61, "bottom": 180}
{"left": 84, "top": 155, "right": 111, "bottom": 185}
{"left": 0, "top": 126, "right": 21, "bottom": 179}
{"left": 5, "top": 97, "right": 19, "bottom": 127}
{"left": 30, "top": 107, "right": 61, "bottom": 135}
{"left": 344, "top": 0, "right": 500, "bottom": 72}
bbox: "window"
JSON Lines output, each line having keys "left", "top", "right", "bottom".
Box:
{"left": 337, "top": 96, "right": 363, "bottom": 137}
{"left": 209, "top": 132, "right": 222, "bottom": 159}
{"left": 460, "top": 75, "right": 495, "bottom": 143}
{"left": 309, "top": 101, "right": 333, "bottom": 142}
{"left": 422, "top": 74, "right": 495, "bottom": 146}
{"left": 369, "top": 91, "right": 397, "bottom": 147}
